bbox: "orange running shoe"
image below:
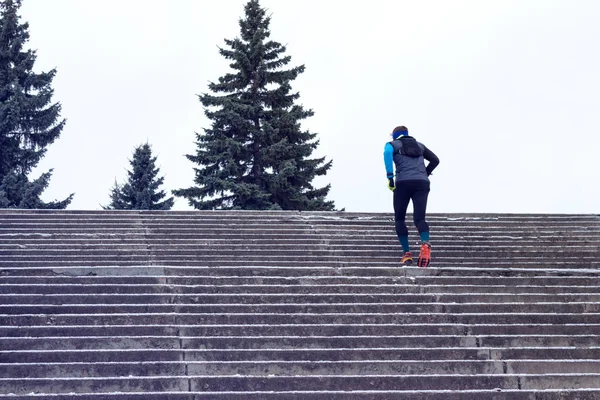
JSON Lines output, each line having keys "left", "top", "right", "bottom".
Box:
{"left": 417, "top": 242, "right": 431, "bottom": 268}
{"left": 401, "top": 251, "right": 413, "bottom": 266}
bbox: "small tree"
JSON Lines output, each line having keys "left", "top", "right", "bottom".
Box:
{"left": 173, "top": 0, "right": 335, "bottom": 210}
{"left": 0, "top": 0, "right": 73, "bottom": 208}
{"left": 103, "top": 143, "right": 174, "bottom": 210}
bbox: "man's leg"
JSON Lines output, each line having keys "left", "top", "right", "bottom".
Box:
{"left": 412, "top": 181, "right": 431, "bottom": 238}
{"left": 411, "top": 181, "right": 431, "bottom": 267}
{"left": 393, "top": 182, "right": 412, "bottom": 254}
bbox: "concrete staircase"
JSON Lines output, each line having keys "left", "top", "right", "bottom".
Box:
{"left": 0, "top": 209, "right": 599, "bottom": 399}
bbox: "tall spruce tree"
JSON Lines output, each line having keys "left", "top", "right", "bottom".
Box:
{"left": 173, "top": 0, "right": 335, "bottom": 210}
{"left": 104, "top": 143, "right": 174, "bottom": 210}
{"left": 0, "top": 0, "right": 72, "bottom": 208}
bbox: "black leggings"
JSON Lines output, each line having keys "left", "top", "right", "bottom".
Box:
{"left": 393, "top": 180, "right": 430, "bottom": 237}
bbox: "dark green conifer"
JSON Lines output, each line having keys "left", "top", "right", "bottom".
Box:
{"left": 0, "top": 0, "right": 73, "bottom": 208}
{"left": 104, "top": 143, "right": 174, "bottom": 210}
{"left": 174, "top": 0, "right": 335, "bottom": 210}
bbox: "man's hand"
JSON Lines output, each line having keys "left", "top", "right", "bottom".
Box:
{"left": 388, "top": 178, "right": 395, "bottom": 191}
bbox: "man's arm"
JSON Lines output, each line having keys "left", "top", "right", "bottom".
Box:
{"left": 423, "top": 146, "right": 440, "bottom": 176}
{"left": 384, "top": 143, "right": 394, "bottom": 179}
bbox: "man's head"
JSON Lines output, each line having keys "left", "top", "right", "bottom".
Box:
{"left": 392, "top": 126, "right": 408, "bottom": 140}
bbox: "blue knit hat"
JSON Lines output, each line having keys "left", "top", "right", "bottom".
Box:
{"left": 392, "top": 126, "right": 408, "bottom": 140}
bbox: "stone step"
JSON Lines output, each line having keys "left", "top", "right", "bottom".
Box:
{"left": 3, "top": 359, "right": 600, "bottom": 379}
{"left": 157, "top": 214, "right": 599, "bottom": 220}
{"left": 0, "top": 212, "right": 596, "bottom": 222}
{"left": 2, "top": 390, "right": 600, "bottom": 400}
{"left": 1, "top": 228, "right": 597, "bottom": 239}
{"left": 2, "top": 259, "right": 599, "bottom": 269}
{"left": 0, "top": 325, "right": 181, "bottom": 337}
{"left": 2, "top": 274, "right": 600, "bottom": 286}
{"left": 0, "top": 336, "right": 182, "bottom": 351}
{"left": 0, "top": 234, "right": 596, "bottom": 242}
{"left": 3, "top": 265, "right": 599, "bottom": 278}
{"left": 2, "top": 373, "right": 600, "bottom": 393}
{"left": 2, "top": 293, "right": 599, "bottom": 306}
{"left": 2, "top": 347, "right": 599, "bottom": 363}
{"left": 2, "top": 302, "right": 600, "bottom": 315}
{"left": 1, "top": 236, "right": 598, "bottom": 245}
{"left": 1, "top": 232, "right": 596, "bottom": 243}
{"left": 0, "top": 295, "right": 600, "bottom": 314}
{"left": 1, "top": 248, "right": 598, "bottom": 259}
{"left": 4, "top": 281, "right": 600, "bottom": 295}
{"left": 0, "top": 212, "right": 595, "bottom": 222}
{"left": 163, "top": 265, "right": 600, "bottom": 277}
{"left": 0, "top": 214, "right": 592, "bottom": 222}
{"left": 3, "top": 312, "right": 600, "bottom": 327}
{"left": 0, "top": 211, "right": 595, "bottom": 218}
{"left": 3, "top": 334, "right": 599, "bottom": 351}
{"left": 3, "top": 243, "right": 598, "bottom": 251}
{"left": 0, "top": 260, "right": 600, "bottom": 279}
{"left": 2, "top": 323, "right": 599, "bottom": 337}
{"left": 2, "top": 247, "right": 597, "bottom": 259}
{"left": 1, "top": 214, "right": 596, "bottom": 223}
{"left": 175, "top": 222, "right": 599, "bottom": 230}
{"left": 0, "top": 208, "right": 594, "bottom": 216}
{"left": 1, "top": 233, "right": 597, "bottom": 244}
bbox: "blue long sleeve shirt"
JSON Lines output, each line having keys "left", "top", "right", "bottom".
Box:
{"left": 383, "top": 142, "right": 395, "bottom": 179}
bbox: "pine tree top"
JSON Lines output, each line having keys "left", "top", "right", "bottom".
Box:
{"left": 174, "top": 0, "right": 335, "bottom": 211}
{"left": 104, "top": 143, "right": 174, "bottom": 211}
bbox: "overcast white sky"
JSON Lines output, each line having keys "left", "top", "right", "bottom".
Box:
{"left": 19, "top": 0, "right": 600, "bottom": 213}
